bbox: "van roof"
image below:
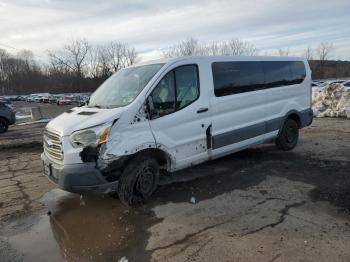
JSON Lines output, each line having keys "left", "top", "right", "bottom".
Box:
{"left": 136, "top": 55, "right": 307, "bottom": 67}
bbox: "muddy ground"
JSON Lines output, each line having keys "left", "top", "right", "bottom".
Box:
{"left": 0, "top": 118, "right": 349, "bottom": 262}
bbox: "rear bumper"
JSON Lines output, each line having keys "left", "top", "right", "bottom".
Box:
{"left": 41, "top": 153, "right": 118, "bottom": 195}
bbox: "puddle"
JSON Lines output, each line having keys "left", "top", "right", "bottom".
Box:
{"left": 1, "top": 189, "right": 158, "bottom": 262}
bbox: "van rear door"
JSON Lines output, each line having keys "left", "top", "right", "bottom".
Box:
{"left": 148, "top": 63, "right": 211, "bottom": 170}
{"left": 209, "top": 61, "right": 268, "bottom": 157}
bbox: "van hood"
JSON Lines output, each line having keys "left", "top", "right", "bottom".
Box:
{"left": 46, "top": 106, "right": 126, "bottom": 136}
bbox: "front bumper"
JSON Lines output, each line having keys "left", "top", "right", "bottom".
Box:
{"left": 41, "top": 153, "right": 118, "bottom": 194}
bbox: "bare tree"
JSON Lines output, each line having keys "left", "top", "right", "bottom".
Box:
{"left": 123, "top": 46, "right": 138, "bottom": 66}
{"left": 304, "top": 45, "right": 313, "bottom": 61}
{"left": 105, "top": 41, "right": 138, "bottom": 72}
{"left": 317, "top": 42, "right": 333, "bottom": 61}
{"left": 163, "top": 37, "right": 257, "bottom": 57}
{"left": 223, "top": 39, "right": 258, "bottom": 56}
{"left": 316, "top": 42, "right": 333, "bottom": 78}
{"left": 278, "top": 48, "right": 290, "bottom": 56}
{"left": 163, "top": 37, "right": 199, "bottom": 58}
{"left": 48, "top": 38, "right": 90, "bottom": 91}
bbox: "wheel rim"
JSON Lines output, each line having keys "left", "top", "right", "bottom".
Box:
{"left": 136, "top": 166, "right": 155, "bottom": 196}
{"left": 286, "top": 126, "right": 297, "bottom": 143}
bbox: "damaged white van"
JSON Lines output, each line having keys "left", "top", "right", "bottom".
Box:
{"left": 42, "top": 56, "right": 313, "bottom": 205}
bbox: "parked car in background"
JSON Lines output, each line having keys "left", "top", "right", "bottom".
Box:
{"left": 0, "top": 101, "right": 16, "bottom": 133}
{"left": 49, "top": 95, "right": 61, "bottom": 104}
{"left": 39, "top": 96, "right": 50, "bottom": 103}
{"left": 331, "top": 80, "right": 346, "bottom": 84}
{"left": 0, "top": 98, "right": 15, "bottom": 111}
{"left": 57, "top": 97, "right": 73, "bottom": 105}
{"left": 26, "top": 95, "right": 36, "bottom": 102}
{"left": 343, "top": 81, "right": 350, "bottom": 88}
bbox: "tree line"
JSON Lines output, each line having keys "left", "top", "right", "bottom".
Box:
{"left": 0, "top": 39, "right": 137, "bottom": 95}
{"left": 0, "top": 37, "right": 349, "bottom": 96}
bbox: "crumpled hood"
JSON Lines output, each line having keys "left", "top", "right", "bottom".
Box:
{"left": 46, "top": 106, "right": 126, "bottom": 136}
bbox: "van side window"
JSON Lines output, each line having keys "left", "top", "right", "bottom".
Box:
{"left": 175, "top": 65, "right": 199, "bottom": 109}
{"left": 212, "top": 62, "right": 264, "bottom": 97}
{"left": 212, "top": 61, "right": 307, "bottom": 97}
{"left": 289, "top": 61, "right": 306, "bottom": 84}
{"left": 151, "top": 71, "right": 176, "bottom": 117}
{"left": 150, "top": 65, "right": 199, "bottom": 118}
{"left": 263, "top": 61, "right": 294, "bottom": 88}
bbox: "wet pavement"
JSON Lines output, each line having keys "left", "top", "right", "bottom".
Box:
{"left": 1, "top": 189, "right": 157, "bottom": 262}
{"left": 0, "top": 118, "right": 349, "bottom": 261}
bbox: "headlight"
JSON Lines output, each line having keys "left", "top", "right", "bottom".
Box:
{"left": 70, "top": 122, "right": 112, "bottom": 148}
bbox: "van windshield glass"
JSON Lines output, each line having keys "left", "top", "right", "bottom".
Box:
{"left": 88, "top": 63, "right": 164, "bottom": 108}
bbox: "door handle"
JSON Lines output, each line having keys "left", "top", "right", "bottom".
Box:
{"left": 197, "top": 108, "right": 208, "bottom": 114}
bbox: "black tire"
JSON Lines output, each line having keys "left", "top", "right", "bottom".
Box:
{"left": 0, "top": 118, "right": 8, "bottom": 133}
{"left": 276, "top": 119, "right": 299, "bottom": 151}
{"left": 117, "top": 155, "right": 159, "bottom": 206}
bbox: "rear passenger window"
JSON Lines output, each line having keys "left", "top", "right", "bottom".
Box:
{"left": 289, "top": 61, "right": 306, "bottom": 84}
{"left": 212, "top": 62, "right": 264, "bottom": 97}
{"left": 263, "top": 61, "right": 294, "bottom": 88}
{"left": 263, "top": 61, "right": 306, "bottom": 87}
{"left": 212, "top": 60, "right": 307, "bottom": 97}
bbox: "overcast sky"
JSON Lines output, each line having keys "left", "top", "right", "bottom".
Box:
{"left": 0, "top": 0, "right": 349, "bottom": 61}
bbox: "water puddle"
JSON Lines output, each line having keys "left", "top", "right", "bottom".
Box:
{"left": 2, "top": 189, "right": 158, "bottom": 262}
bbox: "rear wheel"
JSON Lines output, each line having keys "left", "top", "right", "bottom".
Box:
{"left": 276, "top": 119, "right": 299, "bottom": 151}
{"left": 0, "top": 118, "right": 8, "bottom": 133}
{"left": 117, "top": 155, "right": 159, "bottom": 206}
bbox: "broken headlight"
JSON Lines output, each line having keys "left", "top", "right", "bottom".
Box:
{"left": 70, "top": 122, "right": 112, "bottom": 148}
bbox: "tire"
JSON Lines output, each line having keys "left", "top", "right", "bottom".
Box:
{"left": 275, "top": 119, "right": 299, "bottom": 151}
{"left": 0, "top": 118, "right": 9, "bottom": 133}
{"left": 117, "top": 155, "right": 159, "bottom": 206}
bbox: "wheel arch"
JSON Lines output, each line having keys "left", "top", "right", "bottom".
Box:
{"left": 277, "top": 110, "right": 302, "bottom": 137}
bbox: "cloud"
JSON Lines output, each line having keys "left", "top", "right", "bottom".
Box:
{"left": 0, "top": 0, "right": 349, "bottom": 60}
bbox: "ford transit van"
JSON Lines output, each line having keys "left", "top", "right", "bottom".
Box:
{"left": 42, "top": 56, "right": 313, "bottom": 205}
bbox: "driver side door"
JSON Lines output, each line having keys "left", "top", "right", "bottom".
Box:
{"left": 148, "top": 64, "right": 211, "bottom": 171}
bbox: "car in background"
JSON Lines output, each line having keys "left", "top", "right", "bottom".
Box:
{"left": 0, "top": 97, "right": 11, "bottom": 104}
{"left": 39, "top": 96, "right": 50, "bottom": 103}
{"left": 0, "top": 101, "right": 16, "bottom": 133}
{"left": 343, "top": 81, "right": 350, "bottom": 88}
{"left": 331, "top": 80, "right": 346, "bottom": 84}
{"left": 49, "top": 95, "right": 60, "bottom": 104}
{"left": 26, "top": 95, "right": 36, "bottom": 102}
{"left": 57, "top": 97, "right": 73, "bottom": 105}
{"left": 0, "top": 98, "right": 15, "bottom": 110}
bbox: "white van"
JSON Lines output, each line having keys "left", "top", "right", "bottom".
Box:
{"left": 42, "top": 56, "right": 313, "bottom": 205}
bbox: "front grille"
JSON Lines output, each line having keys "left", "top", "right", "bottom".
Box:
{"left": 44, "top": 128, "right": 63, "bottom": 161}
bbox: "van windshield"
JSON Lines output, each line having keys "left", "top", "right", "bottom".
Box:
{"left": 88, "top": 63, "right": 164, "bottom": 108}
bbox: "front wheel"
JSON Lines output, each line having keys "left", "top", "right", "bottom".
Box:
{"left": 117, "top": 155, "right": 159, "bottom": 206}
{"left": 275, "top": 119, "right": 299, "bottom": 151}
{"left": 0, "top": 118, "right": 9, "bottom": 133}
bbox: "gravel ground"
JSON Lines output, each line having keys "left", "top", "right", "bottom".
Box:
{"left": 0, "top": 118, "right": 349, "bottom": 262}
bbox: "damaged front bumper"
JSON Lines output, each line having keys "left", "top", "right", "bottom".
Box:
{"left": 41, "top": 153, "right": 118, "bottom": 195}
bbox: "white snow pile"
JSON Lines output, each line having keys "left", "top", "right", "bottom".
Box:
{"left": 312, "top": 83, "right": 350, "bottom": 118}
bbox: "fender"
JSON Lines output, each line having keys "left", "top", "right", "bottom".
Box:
{"left": 277, "top": 108, "right": 313, "bottom": 136}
